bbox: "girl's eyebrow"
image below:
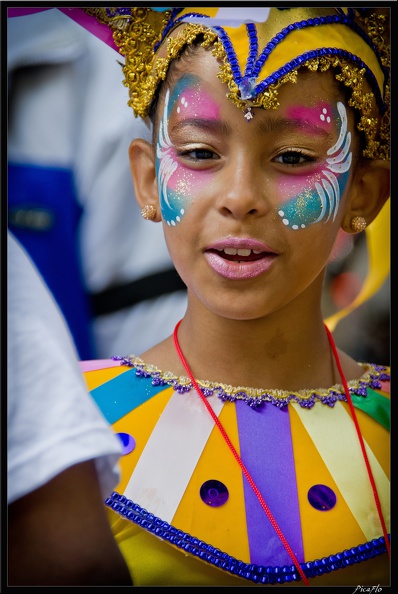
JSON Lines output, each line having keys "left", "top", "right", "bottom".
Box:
{"left": 169, "top": 115, "right": 334, "bottom": 140}
{"left": 256, "top": 115, "right": 333, "bottom": 139}
{"left": 170, "top": 117, "right": 232, "bottom": 136}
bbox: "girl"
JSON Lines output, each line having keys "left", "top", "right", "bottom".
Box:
{"left": 80, "top": 6, "right": 390, "bottom": 586}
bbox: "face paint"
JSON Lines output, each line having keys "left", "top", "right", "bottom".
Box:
{"left": 156, "top": 88, "right": 184, "bottom": 226}
{"left": 277, "top": 101, "right": 352, "bottom": 230}
{"left": 156, "top": 76, "right": 219, "bottom": 226}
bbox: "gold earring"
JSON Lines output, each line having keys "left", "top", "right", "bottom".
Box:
{"left": 350, "top": 216, "right": 367, "bottom": 233}
{"left": 141, "top": 205, "right": 157, "bottom": 221}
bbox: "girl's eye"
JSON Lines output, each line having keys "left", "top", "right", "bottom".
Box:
{"left": 179, "top": 148, "right": 218, "bottom": 161}
{"left": 274, "top": 151, "right": 315, "bottom": 166}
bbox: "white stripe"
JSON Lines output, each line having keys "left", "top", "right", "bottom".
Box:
{"left": 123, "top": 390, "right": 224, "bottom": 522}
{"left": 327, "top": 101, "right": 347, "bottom": 155}
{"left": 321, "top": 178, "right": 334, "bottom": 222}
{"left": 313, "top": 181, "right": 328, "bottom": 223}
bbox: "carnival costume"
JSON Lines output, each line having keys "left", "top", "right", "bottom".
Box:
{"left": 59, "top": 6, "right": 390, "bottom": 585}
{"left": 81, "top": 349, "right": 390, "bottom": 585}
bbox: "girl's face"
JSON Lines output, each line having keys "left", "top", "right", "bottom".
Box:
{"left": 152, "top": 48, "right": 359, "bottom": 321}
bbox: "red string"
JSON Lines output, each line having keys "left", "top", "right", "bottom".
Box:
{"left": 324, "top": 324, "right": 390, "bottom": 558}
{"left": 173, "top": 320, "right": 310, "bottom": 585}
{"left": 173, "top": 319, "right": 390, "bottom": 586}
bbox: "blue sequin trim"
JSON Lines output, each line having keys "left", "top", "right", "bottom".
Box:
{"left": 112, "top": 357, "right": 389, "bottom": 411}
{"left": 105, "top": 491, "right": 389, "bottom": 584}
{"left": 216, "top": 14, "right": 386, "bottom": 113}
{"left": 152, "top": 9, "right": 387, "bottom": 114}
{"left": 155, "top": 10, "right": 208, "bottom": 52}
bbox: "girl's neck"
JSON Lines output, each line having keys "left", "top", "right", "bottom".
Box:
{"left": 177, "top": 310, "right": 333, "bottom": 391}
{"left": 141, "top": 303, "right": 364, "bottom": 392}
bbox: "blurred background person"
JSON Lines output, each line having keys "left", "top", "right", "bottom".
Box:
{"left": 7, "top": 6, "right": 188, "bottom": 362}
{"left": 7, "top": 231, "right": 132, "bottom": 586}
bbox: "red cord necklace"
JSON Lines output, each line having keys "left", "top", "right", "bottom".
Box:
{"left": 173, "top": 319, "right": 389, "bottom": 586}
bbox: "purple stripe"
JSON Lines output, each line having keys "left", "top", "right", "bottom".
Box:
{"left": 236, "top": 400, "right": 304, "bottom": 566}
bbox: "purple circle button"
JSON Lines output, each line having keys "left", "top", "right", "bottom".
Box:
{"left": 116, "top": 432, "right": 136, "bottom": 455}
{"left": 308, "top": 484, "right": 337, "bottom": 511}
{"left": 200, "top": 479, "right": 229, "bottom": 507}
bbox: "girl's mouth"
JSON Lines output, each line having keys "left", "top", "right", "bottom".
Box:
{"left": 210, "top": 247, "right": 265, "bottom": 263}
{"left": 204, "top": 238, "right": 278, "bottom": 280}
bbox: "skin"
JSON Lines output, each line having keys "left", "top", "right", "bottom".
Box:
{"left": 128, "top": 46, "right": 390, "bottom": 586}
{"left": 8, "top": 460, "right": 133, "bottom": 586}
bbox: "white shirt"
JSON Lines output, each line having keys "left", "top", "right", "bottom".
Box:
{"left": 7, "top": 232, "right": 123, "bottom": 504}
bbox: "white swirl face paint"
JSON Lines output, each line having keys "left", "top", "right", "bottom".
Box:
{"left": 277, "top": 101, "right": 352, "bottom": 230}
{"left": 156, "top": 89, "right": 181, "bottom": 226}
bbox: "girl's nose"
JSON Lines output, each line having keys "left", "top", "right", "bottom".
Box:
{"left": 216, "top": 156, "right": 267, "bottom": 220}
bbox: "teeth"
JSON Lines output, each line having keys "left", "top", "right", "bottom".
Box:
{"left": 221, "top": 248, "right": 255, "bottom": 256}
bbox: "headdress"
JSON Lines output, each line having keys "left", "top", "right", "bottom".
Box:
{"left": 83, "top": 6, "right": 390, "bottom": 161}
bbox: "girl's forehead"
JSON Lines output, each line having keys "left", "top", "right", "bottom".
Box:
{"left": 168, "top": 54, "right": 340, "bottom": 114}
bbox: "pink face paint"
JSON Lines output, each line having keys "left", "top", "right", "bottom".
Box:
{"left": 276, "top": 101, "right": 352, "bottom": 230}
{"left": 156, "top": 76, "right": 220, "bottom": 226}
{"left": 286, "top": 103, "right": 333, "bottom": 134}
{"left": 174, "top": 86, "right": 220, "bottom": 120}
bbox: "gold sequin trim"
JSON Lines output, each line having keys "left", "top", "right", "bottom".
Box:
{"left": 119, "top": 358, "right": 388, "bottom": 405}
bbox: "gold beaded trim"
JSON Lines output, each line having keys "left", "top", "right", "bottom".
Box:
{"left": 119, "top": 357, "right": 388, "bottom": 406}
{"left": 83, "top": 7, "right": 389, "bottom": 160}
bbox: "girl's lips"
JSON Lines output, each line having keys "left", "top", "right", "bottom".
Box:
{"left": 206, "top": 237, "right": 276, "bottom": 253}
{"left": 204, "top": 237, "right": 278, "bottom": 280}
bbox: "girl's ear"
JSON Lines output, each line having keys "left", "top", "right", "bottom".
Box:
{"left": 341, "top": 159, "right": 390, "bottom": 233}
{"left": 129, "top": 138, "right": 162, "bottom": 222}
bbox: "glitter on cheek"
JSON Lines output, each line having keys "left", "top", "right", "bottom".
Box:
{"left": 157, "top": 155, "right": 211, "bottom": 227}
{"left": 175, "top": 172, "right": 193, "bottom": 197}
{"left": 166, "top": 161, "right": 211, "bottom": 200}
{"left": 277, "top": 185, "right": 323, "bottom": 230}
{"left": 156, "top": 158, "right": 189, "bottom": 227}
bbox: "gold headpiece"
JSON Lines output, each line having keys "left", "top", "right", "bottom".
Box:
{"left": 84, "top": 6, "right": 390, "bottom": 160}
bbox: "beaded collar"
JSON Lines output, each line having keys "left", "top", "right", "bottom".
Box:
{"left": 113, "top": 356, "right": 389, "bottom": 410}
